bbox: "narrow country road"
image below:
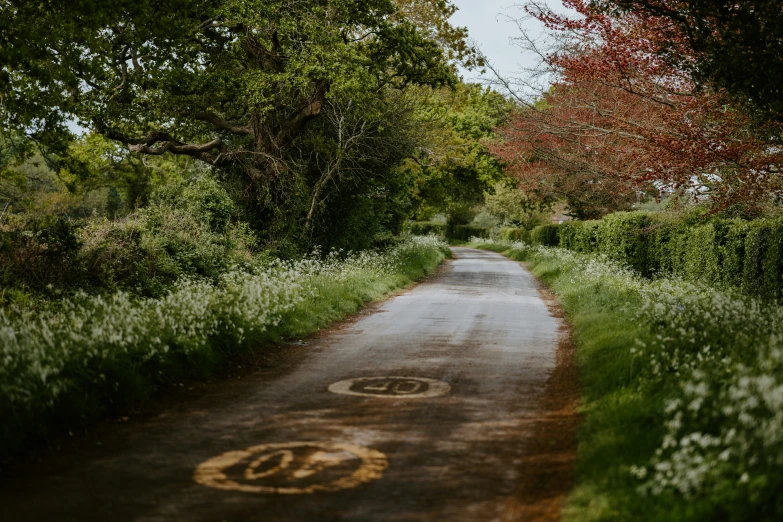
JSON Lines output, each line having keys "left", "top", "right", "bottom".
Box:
{"left": 1, "top": 247, "right": 577, "bottom": 522}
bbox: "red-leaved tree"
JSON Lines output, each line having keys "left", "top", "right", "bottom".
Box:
{"left": 489, "top": 0, "right": 783, "bottom": 217}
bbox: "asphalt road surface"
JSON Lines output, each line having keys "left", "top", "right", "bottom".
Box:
{"left": 1, "top": 247, "right": 576, "bottom": 522}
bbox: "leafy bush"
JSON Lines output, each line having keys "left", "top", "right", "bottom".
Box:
{"left": 498, "top": 227, "right": 529, "bottom": 242}
{"left": 0, "top": 216, "right": 83, "bottom": 292}
{"left": 594, "top": 212, "right": 654, "bottom": 275}
{"left": 528, "top": 212, "right": 783, "bottom": 300}
{"left": 0, "top": 235, "right": 449, "bottom": 457}
{"left": 530, "top": 223, "right": 560, "bottom": 246}
{"left": 0, "top": 176, "right": 258, "bottom": 299}
{"left": 79, "top": 202, "right": 257, "bottom": 296}
{"left": 408, "top": 221, "right": 446, "bottom": 236}
{"left": 449, "top": 224, "right": 489, "bottom": 241}
{"left": 558, "top": 219, "right": 600, "bottom": 253}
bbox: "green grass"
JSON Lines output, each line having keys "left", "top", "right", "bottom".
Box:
{"left": 520, "top": 250, "right": 665, "bottom": 522}
{"left": 467, "top": 241, "right": 664, "bottom": 520}
{"left": 265, "top": 242, "right": 451, "bottom": 340}
{"left": 468, "top": 240, "right": 783, "bottom": 522}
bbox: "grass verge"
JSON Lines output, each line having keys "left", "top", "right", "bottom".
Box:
{"left": 1, "top": 236, "right": 449, "bottom": 459}
{"left": 469, "top": 239, "right": 783, "bottom": 522}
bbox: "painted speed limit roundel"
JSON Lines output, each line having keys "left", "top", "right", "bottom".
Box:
{"left": 194, "top": 441, "right": 388, "bottom": 494}
{"left": 327, "top": 376, "right": 451, "bottom": 398}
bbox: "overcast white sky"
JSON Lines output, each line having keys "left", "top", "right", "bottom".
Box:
{"left": 450, "top": 0, "right": 566, "bottom": 86}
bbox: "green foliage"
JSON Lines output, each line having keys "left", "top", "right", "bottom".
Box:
{"left": 449, "top": 225, "right": 489, "bottom": 241}
{"left": 105, "top": 187, "right": 122, "bottom": 219}
{"left": 470, "top": 240, "right": 783, "bottom": 522}
{"left": 593, "top": 212, "right": 655, "bottom": 275}
{"left": 0, "top": 0, "right": 475, "bottom": 254}
{"left": 408, "top": 221, "right": 446, "bottom": 236}
{"left": 0, "top": 216, "right": 83, "bottom": 294}
{"left": 483, "top": 181, "right": 551, "bottom": 229}
{"left": 151, "top": 176, "right": 238, "bottom": 233}
{"left": 530, "top": 224, "right": 560, "bottom": 246}
{"left": 558, "top": 220, "right": 600, "bottom": 253}
{"left": 529, "top": 211, "right": 783, "bottom": 300}
{"left": 408, "top": 84, "right": 512, "bottom": 215}
{"left": 0, "top": 175, "right": 256, "bottom": 299}
{"left": 444, "top": 202, "right": 476, "bottom": 238}
{"left": 720, "top": 220, "right": 750, "bottom": 289}
{"left": 498, "top": 227, "right": 530, "bottom": 242}
{"left": 0, "top": 236, "right": 448, "bottom": 458}
{"left": 743, "top": 220, "right": 783, "bottom": 301}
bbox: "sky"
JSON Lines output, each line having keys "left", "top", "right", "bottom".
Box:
{"left": 450, "top": 0, "right": 566, "bottom": 87}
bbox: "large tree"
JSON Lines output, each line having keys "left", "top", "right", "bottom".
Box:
{"left": 0, "top": 0, "right": 458, "bottom": 187}
{"left": 489, "top": 0, "right": 783, "bottom": 216}
{"left": 1, "top": 0, "right": 473, "bottom": 245}
{"left": 593, "top": 0, "right": 783, "bottom": 122}
{"left": 403, "top": 83, "right": 511, "bottom": 219}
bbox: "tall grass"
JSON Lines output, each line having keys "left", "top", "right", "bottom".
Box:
{"left": 0, "top": 235, "right": 449, "bottom": 458}
{"left": 469, "top": 238, "right": 783, "bottom": 522}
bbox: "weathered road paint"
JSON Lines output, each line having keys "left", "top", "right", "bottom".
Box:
{"left": 327, "top": 376, "right": 451, "bottom": 398}
{"left": 2, "top": 248, "right": 568, "bottom": 522}
{"left": 194, "top": 442, "right": 388, "bottom": 494}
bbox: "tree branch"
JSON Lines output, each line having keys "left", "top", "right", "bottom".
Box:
{"left": 189, "top": 111, "right": 253, "bottom": 135}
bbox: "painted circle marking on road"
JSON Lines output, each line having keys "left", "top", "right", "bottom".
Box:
{"left": 193, "top": 442, "right": 388, "bottom": 494}
{"left": 328, "top": 376, "right": 451, "bottom": 398}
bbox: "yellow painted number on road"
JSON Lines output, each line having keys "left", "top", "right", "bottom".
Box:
{"left": 194, "top": 442, "right": 388, "bottom": 494}
{"left": 328, "top": 376, "right": 450, "bottom": 398}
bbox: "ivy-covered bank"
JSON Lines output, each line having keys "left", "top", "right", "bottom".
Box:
{"left": 470, "top": 239, "right": 783, "bottom": 522}
{"left": 512, "top": 212, "right": 783, "bottom": 301}
{"left": 0, "top": 236, "right": 449, "bottom": 459}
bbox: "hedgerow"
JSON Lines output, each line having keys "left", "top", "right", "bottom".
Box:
{"left": 498, "top": 227, "right": 529, "bottom": 242}
{"left": 450, "top": 224, "right": 490, "bottom": 241}
{"left": 0, "top": 235, "right": 449, "bottom": 458}
{"left": 407, "top": 221, "right": 446, "bottom": 237}
{"left": 530, "top": 212, "right": 783, "bottom": 299}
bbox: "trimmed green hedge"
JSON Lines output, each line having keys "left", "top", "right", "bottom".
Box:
{"left": 408, "top": 222, "right": 492, "bottom": 241}
{"left": 449, "top": 225, "right": 490, "bottom": 241}
{"left": 408, "top": 221, "right": 446, "bottom": 236}
{"left": 530, "top": 224, "right": 560, "bottom": 246}
{"left": 531, "top": 212, "right": 783, "bottom": 300}
{"left": 498, "top": 227, "right": 530, "bottom": 242}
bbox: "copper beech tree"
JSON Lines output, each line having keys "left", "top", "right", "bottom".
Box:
{"left": 489, "top": 0, "right": 783, "bottom": 217}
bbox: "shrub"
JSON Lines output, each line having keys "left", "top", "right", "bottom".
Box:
{"left": 742, "top": 219, "right": 783, "bottom": 300}
{"left": 498, "top": 227, "right": 529, "bottom": 242}
{"left": 449, "top": 225, "right": 490, "bottom": 241}
{"left": 524, "top": 211, "right": 783, "bottom": 301}
{"left": 558, "top": 220, "right": 599, "bottom": 253}
{"left": 719, "top": 220, "right": 750, "bottom": 289}
{"left": 680, "top": 222, "right": 723, "bottom": 286}
{"left": 0, "top": 176, "right": 258, "bottom": 299}
{"left": 78, "top": 203, "right": 255, "bottom": 297}
{"left": 151, "top": 176, "right": 238, "bottom": 232}
{"left": 408, "top": 221, "right": 446, "bottom": 236}
{"left": 592, "top": 212, "right": 655, "bottom": 275}
{"left": 530, "top": 224, "right": 560, "bottom": 246}
{"left": 0, "top": 216, "right": 84, "bottom": 292}
{"left": 0, "top": 235, "right": 449, "bottom": 457}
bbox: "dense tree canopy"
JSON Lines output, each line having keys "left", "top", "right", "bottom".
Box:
{"left": 1, "top": 0, "right": 453, "bottom": 170}
{"left": 405, "top": 83, "right": 511, "bottom": 219}
{"left": 1, "top": 0, "right": 492, "bottom": 250}
{"left": 490, "top": 0, "right": 783, "bottom": 217}
{"left": 594, "top": 0, "right": 783, "bottom": 122}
